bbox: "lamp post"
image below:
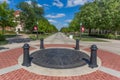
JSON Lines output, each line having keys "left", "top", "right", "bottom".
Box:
{"left": 34, "top": 25, "right": 38, "bottom": 39}
{"left": 36, "top": 22, "right": 38, "bottom": 39}
{"left": 80, "top": 23, "right": 82, "bottom": 40}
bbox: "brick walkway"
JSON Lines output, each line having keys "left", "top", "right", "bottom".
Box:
{"left": 0, "top": 44, "right": 120, "bottom": 80}
{"left": 84, "top": 48, "right": 120, "bottom": 71}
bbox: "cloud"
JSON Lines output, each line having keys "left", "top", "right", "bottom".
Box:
{"left": 37, "top": 4, "right": 42, "bottom": 7}
{"left": 43, "top": 4, "right": 50, "bottom": 10}
{"left": 65, "top": 19, "right": 72, "bottom": 23}
{"left": 67, "top": 0, "right": 88, "bottom": 7}
{"left": 46, "top": 13, "right": 65, "bottom": 18}
{"left": 48, "top": 19, "right": 57, "bottom": 23}
{"left": 26, "top": 1, "right": 32, "bottom": 4}
{"left": 43, "top": 4, "right": 49, "bottom": 7}
{"left": 25, "top": 1, "right": 42, "bottom": 7}
{"left": 53, "top": 0, "right": 63, "bottom": 8}
{"left": 0, "top": 0, "right": 10, "bottom": 4}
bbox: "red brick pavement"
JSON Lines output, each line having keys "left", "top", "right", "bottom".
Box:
{"left": 0, "top": 44, "right": 120, "bottom": 80}
{"left": 0, "top": 69, "right": 119, "bottom": 80}
{"left": 84, "top": 48, "right": 120, "bottom": 71}
{"left": 0, "top": 47, "right": 35, "bottom": 69}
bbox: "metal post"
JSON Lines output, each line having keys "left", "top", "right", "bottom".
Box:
{"left": 89, "top": 44, "right": 98, "bottom": 68}
{"left": 75, "top": 39, "right": 79, "bottom": 50}
{"left": 36, "top": 30, "right": 38, "bottom": 39}
{"left": 22, "top": 43, "right": 31, "bottom": 67}
{"left": 40, "top": 38, "right": 44, "bottom": 49}
{"left": 80, "top": 23, "right": 82, "bottom": 40}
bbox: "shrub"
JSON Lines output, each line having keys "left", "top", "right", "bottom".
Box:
{"left": 29, "top": 35, "right": 37, "bottom": 40}
{"left": 0, "top": 34, "right": 5, "bottom": 41}
{"left": 107, "top": 34, "right": 116, "bottom": 39}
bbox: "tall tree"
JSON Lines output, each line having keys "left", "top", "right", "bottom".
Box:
{"left": 0, "top": 2, "right": 17, "bottom": 34}
{"left": 17, "top": 0, "right": 44, "bottom": 32}
{"left": 69, "top": 0, "right": 120, "bottom": 36}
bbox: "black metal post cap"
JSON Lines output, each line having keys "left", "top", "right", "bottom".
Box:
{"left": 23, "top": 43, "right": 30, "bottom": 48}
{"left": 90, "top": 44, "right": 98, "bottom": 51}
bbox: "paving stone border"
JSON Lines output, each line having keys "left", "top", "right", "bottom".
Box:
{"left": 18, "top": 46, "right": 101, "bottom": 76}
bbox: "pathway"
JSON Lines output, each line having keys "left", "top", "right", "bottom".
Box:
{"left": 0, "top": 32, "right": 120, "bottom": 80}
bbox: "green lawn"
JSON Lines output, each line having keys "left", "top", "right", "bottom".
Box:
{"left": 29, "top": 33, "right": 53, "bottom": 40}
{"left": 74, "top": 35, "right": 107, "bottom": 42}
{"left": 0, "top": 41, "right": 8, "bottom": 45}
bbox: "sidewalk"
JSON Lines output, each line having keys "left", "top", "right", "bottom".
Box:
{"left": 0, "top": 32, "right": 120, "bottom": 80}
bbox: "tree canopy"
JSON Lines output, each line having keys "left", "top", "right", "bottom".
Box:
{"left": 0, "top": 2, "right": 17, "bottom": 34}
{"left": 67, "top": 0, "right": 120, "bottom": 35}
{"left": 17, "top": 0, "right": 58, "bottom": 33}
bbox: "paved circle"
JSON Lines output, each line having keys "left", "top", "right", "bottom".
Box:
{"left": 30, "top": 48, "right": 90, "bottom": 69}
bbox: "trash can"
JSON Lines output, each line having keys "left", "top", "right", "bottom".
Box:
{"left": 69, "top": 35, "right": 73, "bottom": 39}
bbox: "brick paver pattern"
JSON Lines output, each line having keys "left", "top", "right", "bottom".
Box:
{"left": 0, "top": 69, "right": 119, "bottom": 80}
{"left": 0, "top": 44, "right": 120, "bottom": 80}
{"left": 84, "top": 48, "right": 120, "bottom": 71}
{"left": 0, "top": 47, "right": 35, "bottom": 69}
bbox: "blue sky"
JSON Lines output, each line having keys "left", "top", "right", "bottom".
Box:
{"left": 0, "top": 0, "right": 92, "bottom": 30}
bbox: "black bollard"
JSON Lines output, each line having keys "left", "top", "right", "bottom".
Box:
{"left": 40, "top": 38, "right": 44, "bottom": 49}
{"left": 75, "top": 39, "right": 79, "bottom": 50}
{"left": 89, "top": 44, "right": 98, "bottom": 68}
{"left": 22, "top": 43, "right": 31, "bottom": 67}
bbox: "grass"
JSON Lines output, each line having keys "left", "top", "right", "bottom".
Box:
{"left": 73, "top": 35, "right": 108, "bottom": 42}
{"left": 0, "top": 41, "right": 8, "bottom": 45}
{"left": 4, "top": 34, "right": 17, "bottom": 38}
{"left": 29, "top": 33, "right": 53, "bottom": 40}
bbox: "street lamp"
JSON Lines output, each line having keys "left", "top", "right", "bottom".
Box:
{"left": 80, "top": 23, "right": 82, "bottom": 40}
{"left": 33, "top": 25, "right": 38, "bottom": 39}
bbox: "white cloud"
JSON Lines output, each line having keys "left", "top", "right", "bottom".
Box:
{"left": 0, "top": 0, "right": 10, "bottom": 4}
{"left": 46, "top": 13, "right": 65, "bottom": 18}
{"left": 43, "top": 4, "right": 49, "bottom": 7}
{"left": 67, "top": 0, "right": 88, "bottom": 7}
{"left": 26, "top": 1, "right": 42, "bottom": 7}
{"left": 53, "top": 0, "right": 63, "bottom": 8}
{"left": 65, "top": 19, "right": 72, "bottom": 23}
{"left": 37, "top": 4, "right": 42, "bottom": 7}
{"left": 48, "top": 19, "right": 57, "bottom": 23}
{"left": 26, "top": 1, "right": 32, "bottom": 4}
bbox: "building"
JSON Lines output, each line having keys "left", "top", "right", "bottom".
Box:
{"left": 14, "top": 10, "right": 23, "bottom": 32}
{"left": 0, "top": 10, "right": 23, "bottom": 33}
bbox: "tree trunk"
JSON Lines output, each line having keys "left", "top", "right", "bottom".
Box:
{"left": 114, "top": 31, "right": 118, "bottom": 39}
{"left": 88, "top": 28, "right": 92, "bottom": 36}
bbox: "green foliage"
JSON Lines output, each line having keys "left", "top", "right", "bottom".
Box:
{"left": 0, "top": 34, "right": 5, "bottom": 41}
{"left": 107, "top": 34, "right": 116, "bottom": 39}
{"left": 68, "top": 0, "right": 120, "bottom": 36}
{"left": 17, "top": 0, "right": 58, "bottom": 33}
{"left": 90, "top": 33, "right": 116, "bottom": 39}
{"left": 0, "top": 2, "right": 17, "bottom": 35}
{"left": 60, "top": 27, "right": 70, "bottom": 33}
{"left": 0, "top": 40, "right": 8, "bottom": 45}
{"left": 29, "top": 33, "right": 53, "bottom": 40}
{"left": 17, "top": 1, "right": 44, "bottom": 31}
{"left": 38, "top": 18, "right": 58, "bottom": 33}
{"left": 29, "top": 35, "right": 36, "bottom": 40}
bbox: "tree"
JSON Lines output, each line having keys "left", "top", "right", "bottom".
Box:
{"left": 69, "top": 0, "right": 120, "bottom": 36}
{"left": 38, "top": 17, "right": 58, "bottom": 33}
{"left": 17, "top": 0, "right": 44, "bottom": 32}
{"left": 60, "top": 27, "right": 69, "bottom": 33}
{"left": 76, "top": 1, "right": 100, "bottom": 35}
{"left": 0, "top": 2, "right": 17, "bottom": 35}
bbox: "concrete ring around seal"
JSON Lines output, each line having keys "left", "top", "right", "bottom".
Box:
{"left": 18, "top": 47, "right": 101, "bottom": 77}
